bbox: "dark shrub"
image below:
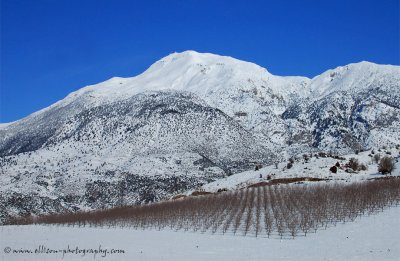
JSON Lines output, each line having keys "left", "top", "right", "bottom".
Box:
{"left": 335, "top": 156, "right": 346, "bottom": 160}
{"left": 329, "top": 166, "right": 337, "bottom": 173}
{"left": 378, "top": 156, "right": 394, "bottom": 174}
{"left": 287, "top": 162, "right": 293, "bottom": 169}
{"left": 360, "top": 164, "right": 368, "bottom": 171}
{"left": 345, "top": 158, "right": 359, "bottom": 172}
{"left": 235, "top": 111, "right": 248, "bottom": 117}
{"left": 335, "top": 162, "right": 341, "bottom": 167}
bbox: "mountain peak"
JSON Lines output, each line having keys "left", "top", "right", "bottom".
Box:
{"left": 309, "top": 60, "right": 400, "bottom": 97}
{"left": 150, "top": 50, "right": 270, "bottom": 73}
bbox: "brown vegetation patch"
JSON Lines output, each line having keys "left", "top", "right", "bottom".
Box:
{"left": 247, "top": 182, "right": 270, "bottom": 188}
{"left": 368, "top": 176, "right": 400, "bottom": 181}
{"left": 171, "top": 194, "right": 187, "bottom": 200}
{"left": 248, "top": 177, "right": 327, "bottom": 188}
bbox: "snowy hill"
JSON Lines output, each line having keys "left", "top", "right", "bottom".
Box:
{"left": 199, "top": 148, "right": 400, "bottom": 193}
{"left": 0, "top": 51, "right": 399, "bottom": 222}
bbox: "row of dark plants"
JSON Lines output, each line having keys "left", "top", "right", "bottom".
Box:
{"left": 6, "top": 178, "right": 400, "bottom": 238}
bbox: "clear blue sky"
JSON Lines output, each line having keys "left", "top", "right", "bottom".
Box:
{"left": 1, "top": 0, "right": 399, "bottom": 123}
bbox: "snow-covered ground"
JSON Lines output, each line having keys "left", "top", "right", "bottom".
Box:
{"left": 1, "top": 206, "right": 399, "bottom": 261}
{"left": 199, "top": 148, "right": 400, "bottom": 193}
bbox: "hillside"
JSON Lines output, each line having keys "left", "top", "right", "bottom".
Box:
{"left": 0, "top": 51, "right": 399, "bottom": 222}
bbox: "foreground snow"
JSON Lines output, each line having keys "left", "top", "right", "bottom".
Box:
{"left": 1, "top": 206, "right": 399, "bottom": 261}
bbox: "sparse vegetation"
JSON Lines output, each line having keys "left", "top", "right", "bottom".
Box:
{"left": 344, "top": 158, "right": 369, "bottom": 172}
{"left": 345, "top": 158, "right": 360, "bottom": 171}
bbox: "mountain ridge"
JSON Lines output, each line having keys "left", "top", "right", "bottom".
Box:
{"left": 1, "top": 51, "right": 397, "bottom": 126}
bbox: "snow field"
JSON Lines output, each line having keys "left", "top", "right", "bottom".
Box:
{"left": 1, "top": 205, "right": 400, "bottom": 261}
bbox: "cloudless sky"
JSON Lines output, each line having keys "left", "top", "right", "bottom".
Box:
{"left": 1, "top": 0, "right": 399, "bottom": 122}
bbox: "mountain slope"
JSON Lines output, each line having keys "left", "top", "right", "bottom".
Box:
{"left": 0, "top": 50, "right": 399, "bottom": 222}
{"left": 0, "top": 90, "right": 272, "bottom": 222}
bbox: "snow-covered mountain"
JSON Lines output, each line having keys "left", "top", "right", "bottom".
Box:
{"left": 1, "top": 51, "right": 399, "bottom": 222}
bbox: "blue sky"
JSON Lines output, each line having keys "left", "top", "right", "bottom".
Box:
{"left": 1, "top": 0, "right": 399, "bottom": 123}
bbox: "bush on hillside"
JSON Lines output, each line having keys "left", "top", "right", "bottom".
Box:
{"left": 360, "top": 163, "right": 368, "bottom": 171}
{"left": 345, "top": 158, "right": 360, "bottom": 172}
{"left": 287, "top": 162, "right": 293, "bottom": 169}
{"left": 378, "top": 156, "right": 395, "bottom": 174}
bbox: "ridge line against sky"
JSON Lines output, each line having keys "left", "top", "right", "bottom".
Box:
{"left": 1, "top": 0, "right": 399, "bottom": 123}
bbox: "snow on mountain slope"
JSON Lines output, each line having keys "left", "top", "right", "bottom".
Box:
{"left": 200, "top": 148, "right": 400, "bottom": 192}
{"left": 2, "top": 51, "right": 399, "bottom": 156}
{"left": 0, "top": 50, "right": 399, "bottom": 223}
{"left": 309, "top": 61, "right": 400, "bottom": 98}
{"left": 0, "top": 90, "right": 274, "bottom": 222}
{"left": 0, "top": 123, "right": 13, "bottom": 129}
{"left": 68, "top": 51, "right": 311, "bottom": 104}
{"left": 0, "top": 51, "right": 310, "bottom": 156}
{"left": 283, "top": 61, "right": 400, "bottom": 154}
